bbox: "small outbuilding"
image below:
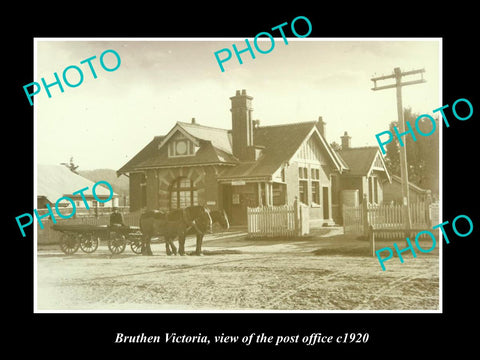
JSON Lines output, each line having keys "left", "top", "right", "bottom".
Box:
{"left": 382, "top": 174, "right": 431, "bottom": 205}
{"left": 37, "top": 164, "right": 118, "bottom": 212}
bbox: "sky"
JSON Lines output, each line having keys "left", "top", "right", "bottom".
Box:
{"left": 35, "top": 38, "right": 441, "bottom": 171}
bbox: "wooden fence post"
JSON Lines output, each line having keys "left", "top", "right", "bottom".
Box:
{"left": 294, "top": 196, "right": 300, "bottom": 236}
{"left": 362, "top": 194, "right": 369, "bottom": 238}
{"left": 426, "top": 191, "right": 432, "bottom": 227}
{"left": 369, "top": 225, "right": 375, "bottom": 257}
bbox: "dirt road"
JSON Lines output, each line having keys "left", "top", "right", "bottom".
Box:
{"left": 36, "top": 229, "right": 440, "bottom": 311}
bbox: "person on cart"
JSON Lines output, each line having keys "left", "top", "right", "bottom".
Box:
{"left": 110, "top": 207, "right": 125, "bottom": 227}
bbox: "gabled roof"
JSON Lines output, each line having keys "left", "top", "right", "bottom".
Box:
{"left": 117, "top": 122, "right": 237, "bottom": 175}
{"left": 156, "top": 121, "right": 232, "bottom": 154}
{"left": 218, "top": 121, "right": 345, "bottom": 180}
{"left": 117, "top": 120, "right": 346, "bottom": 180}
{"left": 38, "top": 165, "right": 117, "bottom": 203}
{"left": 336, "top": 146, "right": 390, "bottom": 181}
{"left": 117, "top": 136, "right": 165, "bottom": 175}
{"left": 175, "top": 121, "right": 232, "bottom": 154}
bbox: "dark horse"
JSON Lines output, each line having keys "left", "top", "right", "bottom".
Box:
{"left": 139, "top": 206, "right": 229, "bottom": 256}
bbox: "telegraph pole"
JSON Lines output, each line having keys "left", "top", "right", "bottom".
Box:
{"left": 371, "top": 67, "right": 426, "bottom": 236}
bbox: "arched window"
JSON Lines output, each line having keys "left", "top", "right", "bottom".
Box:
{"left": 170, "top": 177, "right": 198, "bottom": 209}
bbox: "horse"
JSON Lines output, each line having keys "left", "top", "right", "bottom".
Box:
{"left": 209, "top": 209, "right": 230, "bottom": 232}
{"left": 164, "top": 208, "right": 230, "bottom": 256}
{"left": 139, "top": 210, "right": 179, "bottom": 256}
{"left": 139, "top": 206, "right": 212, "bottom": 256}
{"left": 139, "top": 207, "right": 230, "bottom": 256}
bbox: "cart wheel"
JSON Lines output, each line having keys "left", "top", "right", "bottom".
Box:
{"left": 130, "top": 238, "right": 144, "bottom": 254}
{"left": 59, "top": 233, "right": 80, "bottom": 255}
{"left": 108, "top": 233, "right": 126, "bottom": 254}
{"left": 79, "top": 233, "right": 99, "bottom": 253}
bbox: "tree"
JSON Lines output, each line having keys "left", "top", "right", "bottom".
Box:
{"left": 384, "top": 108, "right": 439, "bottom": 197}
{"left": 330, "top": 141, "right": 342, "bottom": 151}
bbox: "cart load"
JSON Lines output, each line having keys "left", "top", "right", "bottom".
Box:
{"left": 52, "top": 224, "right": 142, "bottom": 255}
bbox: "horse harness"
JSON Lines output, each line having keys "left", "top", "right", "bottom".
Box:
{"left": 182, "top": 208, "right": 205, "bottom": 235}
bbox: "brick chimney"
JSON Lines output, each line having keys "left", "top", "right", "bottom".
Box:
{"left": 230, "top": 89, "right": 254, "bottom": 161}
{"left": 317, "top": 116, "right": 326, "bottom": 139}
{"left": 341, "top": 131, "right": 351, "bottom": 149}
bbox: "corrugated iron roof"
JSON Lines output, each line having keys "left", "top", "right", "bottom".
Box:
{"left": 136, "top": 140, "right": 237, "bottom": 168}
{"left": 117, "top": 122, "right": 238, "bottom": 174}
{"left": 177, "top": 121, "right": 232, "bottom": 154}
{"left": 38, "top": 164, "right": 117, "bottom": 203}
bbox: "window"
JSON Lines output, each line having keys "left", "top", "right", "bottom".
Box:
{"left": 311, "top": 181, "right": 320, "bottom": 204}
{"left": 168, "top": 139, "right": 195, "bottom": 157}
{"left": 373, "top": 177, "right": 378, "bottom": 203}
{"left": 298, "top": 166, "right": 309, "bottom": 204}
{"left": 299, "top": 180, "right": 308, "bottom": 204}
{"left": 170, "top": 177, "right": 198, "bottom": 209}
{"left": 299, "top": 166, "right": 308, "bottom": 179}
{"left": 140, "top": 173, "right": 147, "bottom": 208}
{"left": 273, "top": 183, "right": 285, "bottom": 206}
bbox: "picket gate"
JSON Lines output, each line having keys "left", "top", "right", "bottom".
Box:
{"left": 247, "top": 200, "right": 309, "bottom": 238}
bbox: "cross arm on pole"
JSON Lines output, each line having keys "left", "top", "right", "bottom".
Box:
{"left": 370, "top": 68, "right": 426, "bottom": 91}
{"left": 371, "top": 78, "right": 426, "bottom": 91}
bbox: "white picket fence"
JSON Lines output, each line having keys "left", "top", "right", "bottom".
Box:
{"left": 343, "top": 201, "right": 439, "bottom": 239}
{"left": 247, "top": 202, "right": 309, "bottom": 238}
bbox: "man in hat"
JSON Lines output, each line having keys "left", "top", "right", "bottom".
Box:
{"left": 110, "top": 207, "right": 125, "bottom": 227}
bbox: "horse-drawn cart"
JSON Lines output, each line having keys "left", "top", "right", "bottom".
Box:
{"left": 52, "top": 224, "right": 143, "bottom": 255}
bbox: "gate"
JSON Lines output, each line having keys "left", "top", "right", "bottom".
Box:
{"left": 343, "top": 205, "right": 364, "bottom": 235}
{"left": 247, "top": 200, "right": 309, "bottom": 238}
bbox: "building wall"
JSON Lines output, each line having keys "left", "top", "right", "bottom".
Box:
{"left": 284, "top": 161, "right": 299, "bottom": 205}
{"left": 331, "top": 174, "right": 341, "bottom": 224}
{"left": 146, "top": 169, "right": 159, "bottom": 210}
{"left": 286, "top": 160, "right": 333, "bottom": 222}
{"left": 288, "top": 132, "right": 334, "bottom": 223}
{"left": 383, "top": 180, "right": 428, "bottom": 204}
{"left": 339, "top": 175, "right": 386, "bottom": 205}
{"left": 361, "top": 176, "right": 369, "bottom": 202}
{"left": 204, "top": 167, "right": 220, "bottom": 207}
{"left": 230, "top": 182, "right": 258, "bottom": 225}
{"left": 339, "top": 176, "right": 364, "bottom": 201}
{"left": 129, "top": 166, "right": 223, "bottom": 212}
{"left": 377, "top": 178, "right": 384, "bottom": 204}
{"left": 129, "top": 172, "right": 144, "bottom": 212}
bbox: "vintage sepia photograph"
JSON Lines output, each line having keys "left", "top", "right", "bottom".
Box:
{"left": 34, "top": 38, "right": 441, "bottom": 312}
